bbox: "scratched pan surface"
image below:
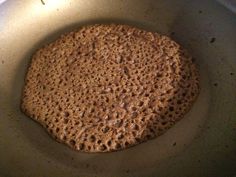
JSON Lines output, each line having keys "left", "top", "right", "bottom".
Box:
{"left": 0, "top": 0, "right": 236, "bottom": 177}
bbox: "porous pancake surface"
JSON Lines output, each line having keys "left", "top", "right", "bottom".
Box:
{"left": 21, "top": 24, "right": 200, "bottom": 152}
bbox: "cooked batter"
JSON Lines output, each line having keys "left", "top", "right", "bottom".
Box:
{"left": 21, "top": 24, "right": 200, "bottom": 152}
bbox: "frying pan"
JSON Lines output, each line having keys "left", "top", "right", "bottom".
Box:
{"left": 0, "top": 0, "right": 236, "bottom": 176}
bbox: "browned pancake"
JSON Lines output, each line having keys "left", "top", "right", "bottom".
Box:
{"left": 21, "top": 24, "right": 200, "bottom": 152}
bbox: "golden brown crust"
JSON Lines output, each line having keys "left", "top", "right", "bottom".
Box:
{"left": 21, "top": 24, "right": 200, "bottom": 152}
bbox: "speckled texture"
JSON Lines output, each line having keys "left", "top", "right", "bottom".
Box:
{"left": 21, "top": 24, "right": 199, "bottom": 152}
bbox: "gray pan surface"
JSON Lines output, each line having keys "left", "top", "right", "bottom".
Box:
{"left": 0, "top": 0, "right": 236, "bottom": 177}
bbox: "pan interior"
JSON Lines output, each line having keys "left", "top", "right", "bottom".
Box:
{"left": 0, "top": 0, "right": 235, "bottom": 177}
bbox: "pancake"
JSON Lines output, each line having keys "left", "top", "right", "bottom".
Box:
{"left": 21, "top": 24, "right": 200, "bottom": 152}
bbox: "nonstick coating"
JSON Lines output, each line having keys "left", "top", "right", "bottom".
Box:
{"left": 0, "top": 0, "right": 236, "bottom": 177}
